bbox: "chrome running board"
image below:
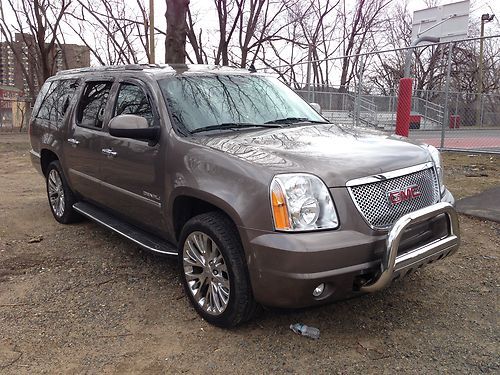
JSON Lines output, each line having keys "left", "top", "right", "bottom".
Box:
{"left": 73, "top": 201, "right": 178, "bottom": 256}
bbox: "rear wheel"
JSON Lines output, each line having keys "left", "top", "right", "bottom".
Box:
{"left": 45, "top": 161, "right": 80, "bottom": 224}
{"left": 178, "top": 212, "right": 257, "bottom": 327}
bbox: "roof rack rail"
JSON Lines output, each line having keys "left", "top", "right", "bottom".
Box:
{"left": 56, "top": 64, "right": 168, "bottom": 76}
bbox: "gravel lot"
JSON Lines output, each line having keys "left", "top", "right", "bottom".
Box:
{"left": 0, "top": 132, "right": 499, "bottom": 374}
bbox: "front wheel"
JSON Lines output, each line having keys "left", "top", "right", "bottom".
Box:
{"left": 45, "top": 160, "right": 80, "bottom": 224}
{"left": 178, "top": 212, "right": 257, "bottom": 327}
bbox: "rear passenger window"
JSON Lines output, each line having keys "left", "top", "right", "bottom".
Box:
{"left": 36, "top": 79, "right": 78, "bottom": 123}
{"left": 76, "top": 81, "right": 112, "bottom": 129}
{"left": 114, "top": 83, "right": 154, "bottom": 126}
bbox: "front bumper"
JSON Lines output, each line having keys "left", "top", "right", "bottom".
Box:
{"left": 244, "top": 201, "right": 459, "bottom": 308}
{"left": 359, "top": 202, "right": 459, "bottom": 292}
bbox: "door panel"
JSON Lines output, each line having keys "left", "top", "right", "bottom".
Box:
{"left": 64, "top": 80, "right": 113, "bottom": 204}
{"left": 65, "top": 126, "right": 104, "bottom": 199}
{"left": 99, "top": 80, "right": 164, "bottom": 232}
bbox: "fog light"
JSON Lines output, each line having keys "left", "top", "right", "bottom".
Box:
{"left": 313, "top": 283, "right": 325, "bottom": 297}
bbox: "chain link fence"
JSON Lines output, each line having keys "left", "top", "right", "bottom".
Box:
{"left": 268, "top": 35, "right": 500, "bottom": 154}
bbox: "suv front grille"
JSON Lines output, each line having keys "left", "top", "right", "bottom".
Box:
{"left": 348, "top": 166, "right": 440, "bottom": 230}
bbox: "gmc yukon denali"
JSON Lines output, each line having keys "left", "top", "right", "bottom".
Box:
{"left": 29, "top": 64, "right": 460, "bottom": 327}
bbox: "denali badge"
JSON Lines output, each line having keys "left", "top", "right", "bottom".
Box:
{"left": 388, "top": 185, "right": 421, "bottom": 205}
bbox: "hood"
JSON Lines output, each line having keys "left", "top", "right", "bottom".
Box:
{"left": 189, "top": 124, "right": 431, "bottom": 187}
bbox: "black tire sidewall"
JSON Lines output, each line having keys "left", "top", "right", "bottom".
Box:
{"left": 45, "top": 161, "right": 78, "bottom": 224}
{"left": 178, "top": 212, "right": 254, "bottom": 327}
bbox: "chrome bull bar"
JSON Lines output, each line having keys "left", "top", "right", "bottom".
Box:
{"left": 360, "top": 202, "right": 460, "bottom": 292}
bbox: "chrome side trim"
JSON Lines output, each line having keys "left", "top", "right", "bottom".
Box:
{"left": 346, "top": 162, "right": 434, "bottom": 187}
{"left": 73, "top": 204, "right": 177, "bottom": 256}
{"left": 360, "top": 202, "right": 460, "bottom": 293}
{"left": 69, "top": 169, "right": 161, "bottom": 208}
{"left": 30, "top": 150, "right": 41, "bottom": 158}
{"left": 101, "top": 148, "right": 117, "bottom": 157}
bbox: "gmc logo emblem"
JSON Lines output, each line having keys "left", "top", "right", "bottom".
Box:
{"left": 388, "top": 185, "right": 421, "bottom": 205}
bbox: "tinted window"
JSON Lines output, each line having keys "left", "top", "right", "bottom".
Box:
{"left": 32, "top": 81, "right": 53, "bottom": 119}
{"left": 114, "top": 83, "right": 154, "bottom": 126}
{"left": 76, "top": 81, "right": 112, "bottom": 129}
{"left": 36, "top": 79, "right": 78, "bottom": 123}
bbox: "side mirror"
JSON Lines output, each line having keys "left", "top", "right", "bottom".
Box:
{"left": 310, "top": 102, "right": 321, "bottom": 114}
{"left": 108, "top": 114, "right": 159, "bottom": 141}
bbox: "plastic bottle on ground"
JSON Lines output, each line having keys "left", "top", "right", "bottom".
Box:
{"left": 290, "top": 323, "right": 320, "bottom": 339}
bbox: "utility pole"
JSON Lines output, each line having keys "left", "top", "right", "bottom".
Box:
{"left": 477, "top": 13, "right": 494, "bottom": 126}
{"left": 149, "top": 0, "right": 155, "bottom": 64}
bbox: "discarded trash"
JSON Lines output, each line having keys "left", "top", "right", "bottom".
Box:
{"left": 290, "top": 323, "right": 320, "bottom": 339}
{"left": 28, "top": 235, "right": 43, "bottom": 243}
{"left": 482, "top": 255, "right": 497, "bottom": 260}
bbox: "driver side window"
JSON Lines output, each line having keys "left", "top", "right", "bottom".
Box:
{"left": 114, "top": 83, "right": 154, "bottom": 127}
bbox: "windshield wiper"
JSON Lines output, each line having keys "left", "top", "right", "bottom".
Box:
{"left": 265, "top": 117, "right": 329, "bottom": 125}
{"left": 190, "top": 122, "right": 281, "bottom": 134}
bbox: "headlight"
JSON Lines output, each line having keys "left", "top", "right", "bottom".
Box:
{"left": 426, "top": 145, "right": 445, "bottom": 195}
{"left": 270, "top": 173, "right": 339, "bottom": 231}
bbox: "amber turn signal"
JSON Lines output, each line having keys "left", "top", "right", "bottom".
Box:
{"left": 271, "top": 180, "right": 291, "bottom": 230}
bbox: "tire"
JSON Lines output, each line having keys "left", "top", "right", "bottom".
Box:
{"left": 178, "top": 212, "right": 257, "bottom": 327}
{"left": 45, "top": 160, "right": 80, "bottom": 224}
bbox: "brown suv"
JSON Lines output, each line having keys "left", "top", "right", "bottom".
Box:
{"left": 29, "top": 64, "right": 460, "bottom": 327}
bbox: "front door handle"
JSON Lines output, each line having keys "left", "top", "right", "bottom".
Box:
{"left": 101, "top": 148, "right": 117, "bottom": 157}
{"left": 67, "top": 138, "right": 80, "bottom": 146}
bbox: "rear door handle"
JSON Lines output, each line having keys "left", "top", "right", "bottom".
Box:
{"left": 101, "top": 148, "right": 117, "bottom": 157}
{"left": 67, "top": 138, "right": 80, "bottom": 146}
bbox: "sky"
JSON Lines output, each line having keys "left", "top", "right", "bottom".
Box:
{"left": 153, "top": 0, "right": 500, "bottom": 63}
{"left": 1, "top": 0, "right": 499, "bottom": 65}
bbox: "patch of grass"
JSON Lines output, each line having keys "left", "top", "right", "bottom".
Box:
{"left": 442, "top": 152, "right": 499, "bottom": 200}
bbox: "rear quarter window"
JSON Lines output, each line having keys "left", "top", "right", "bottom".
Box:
{"left": 35, "top": 79, "right": 79, "bottom": 124}
{"left": 31, "top": 81, "right": 52, "bottom": 119}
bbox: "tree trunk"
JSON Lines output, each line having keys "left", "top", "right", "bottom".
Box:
{"left": 165, "top": 0, "right": 190, "bottom": 64}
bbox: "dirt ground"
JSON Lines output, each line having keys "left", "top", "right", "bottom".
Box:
{"left": 0, "top": 132, "right": 499, "bottom": 374}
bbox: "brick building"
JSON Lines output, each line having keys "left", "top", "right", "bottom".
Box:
{"left": 0, "top": 33, "right": 90, "bottom": 101}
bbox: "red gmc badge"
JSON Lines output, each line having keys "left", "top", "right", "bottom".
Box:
{"left": 388, "top": 185, "right": 422, "bottom": 205}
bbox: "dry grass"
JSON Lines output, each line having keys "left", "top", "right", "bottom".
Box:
{"left": 442, "top": 152, "right": 499, "bottom": 200}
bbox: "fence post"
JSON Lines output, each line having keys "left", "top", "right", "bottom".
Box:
{"left": 355, "top": 54, "right": 365, "bottom": 126}
{"left": 306, "top": 44, "right": 312, "bottom": 102}
{"left": 480, "top": 94, "right": 485, "bottom": 126}
{"left": 395, "top": 78, "right": 413, "bottom": 137}
{"left": 441, "top": 42, "right": 454, "bottom": 148}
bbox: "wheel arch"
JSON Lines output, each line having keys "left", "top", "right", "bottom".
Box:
{"left": 40, "top": 149, "right": 59, "bottom": 176}
{"left": 170, "top": 190, "right": 244, "bottom": 243}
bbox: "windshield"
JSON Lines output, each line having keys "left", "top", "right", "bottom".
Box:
{"left": 158, "top": 75, "right": 326, "bottom": 133}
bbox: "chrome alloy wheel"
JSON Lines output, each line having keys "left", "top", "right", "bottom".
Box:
{"left": 183, "top": 231, "right": 230, "bottom": 315}
{"left": 48, "top": 169, "right": 65, "bottom": 218}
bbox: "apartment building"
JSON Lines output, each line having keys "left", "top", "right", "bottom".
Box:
{"left": 0, "top": 33, "right": 90, "bottom": 100}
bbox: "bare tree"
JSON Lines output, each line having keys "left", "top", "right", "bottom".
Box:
{"left": 238, "top": 0, "right": 276, "bottom": 68}
{"left": 249, "top": 0, "right": 389, "bottom": 91}
{"left": 291, "top": 0, "right": 340, "bottom": 87}
{"left": 366, "top": 1, "right": 447, "bottom": 97}
{"left": 0, "top": 0, "right": 70, "bottom": 100}
{"left": 186, "top": 7, "right": 208, "bottom": 64}
{"left": 213, "top": 0, "right": 243, "bottom": 65}
{"left": 337, "top": 0, "right": 391, "bottom": 93}
{"left": 64, "top": 0, "right": 149, "bottom": 65}
{"left": 366, "top": 2, "right": 410, "bottom": 94}
{"left": 165, "top": 0, "right": 190, "bottom": 64}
